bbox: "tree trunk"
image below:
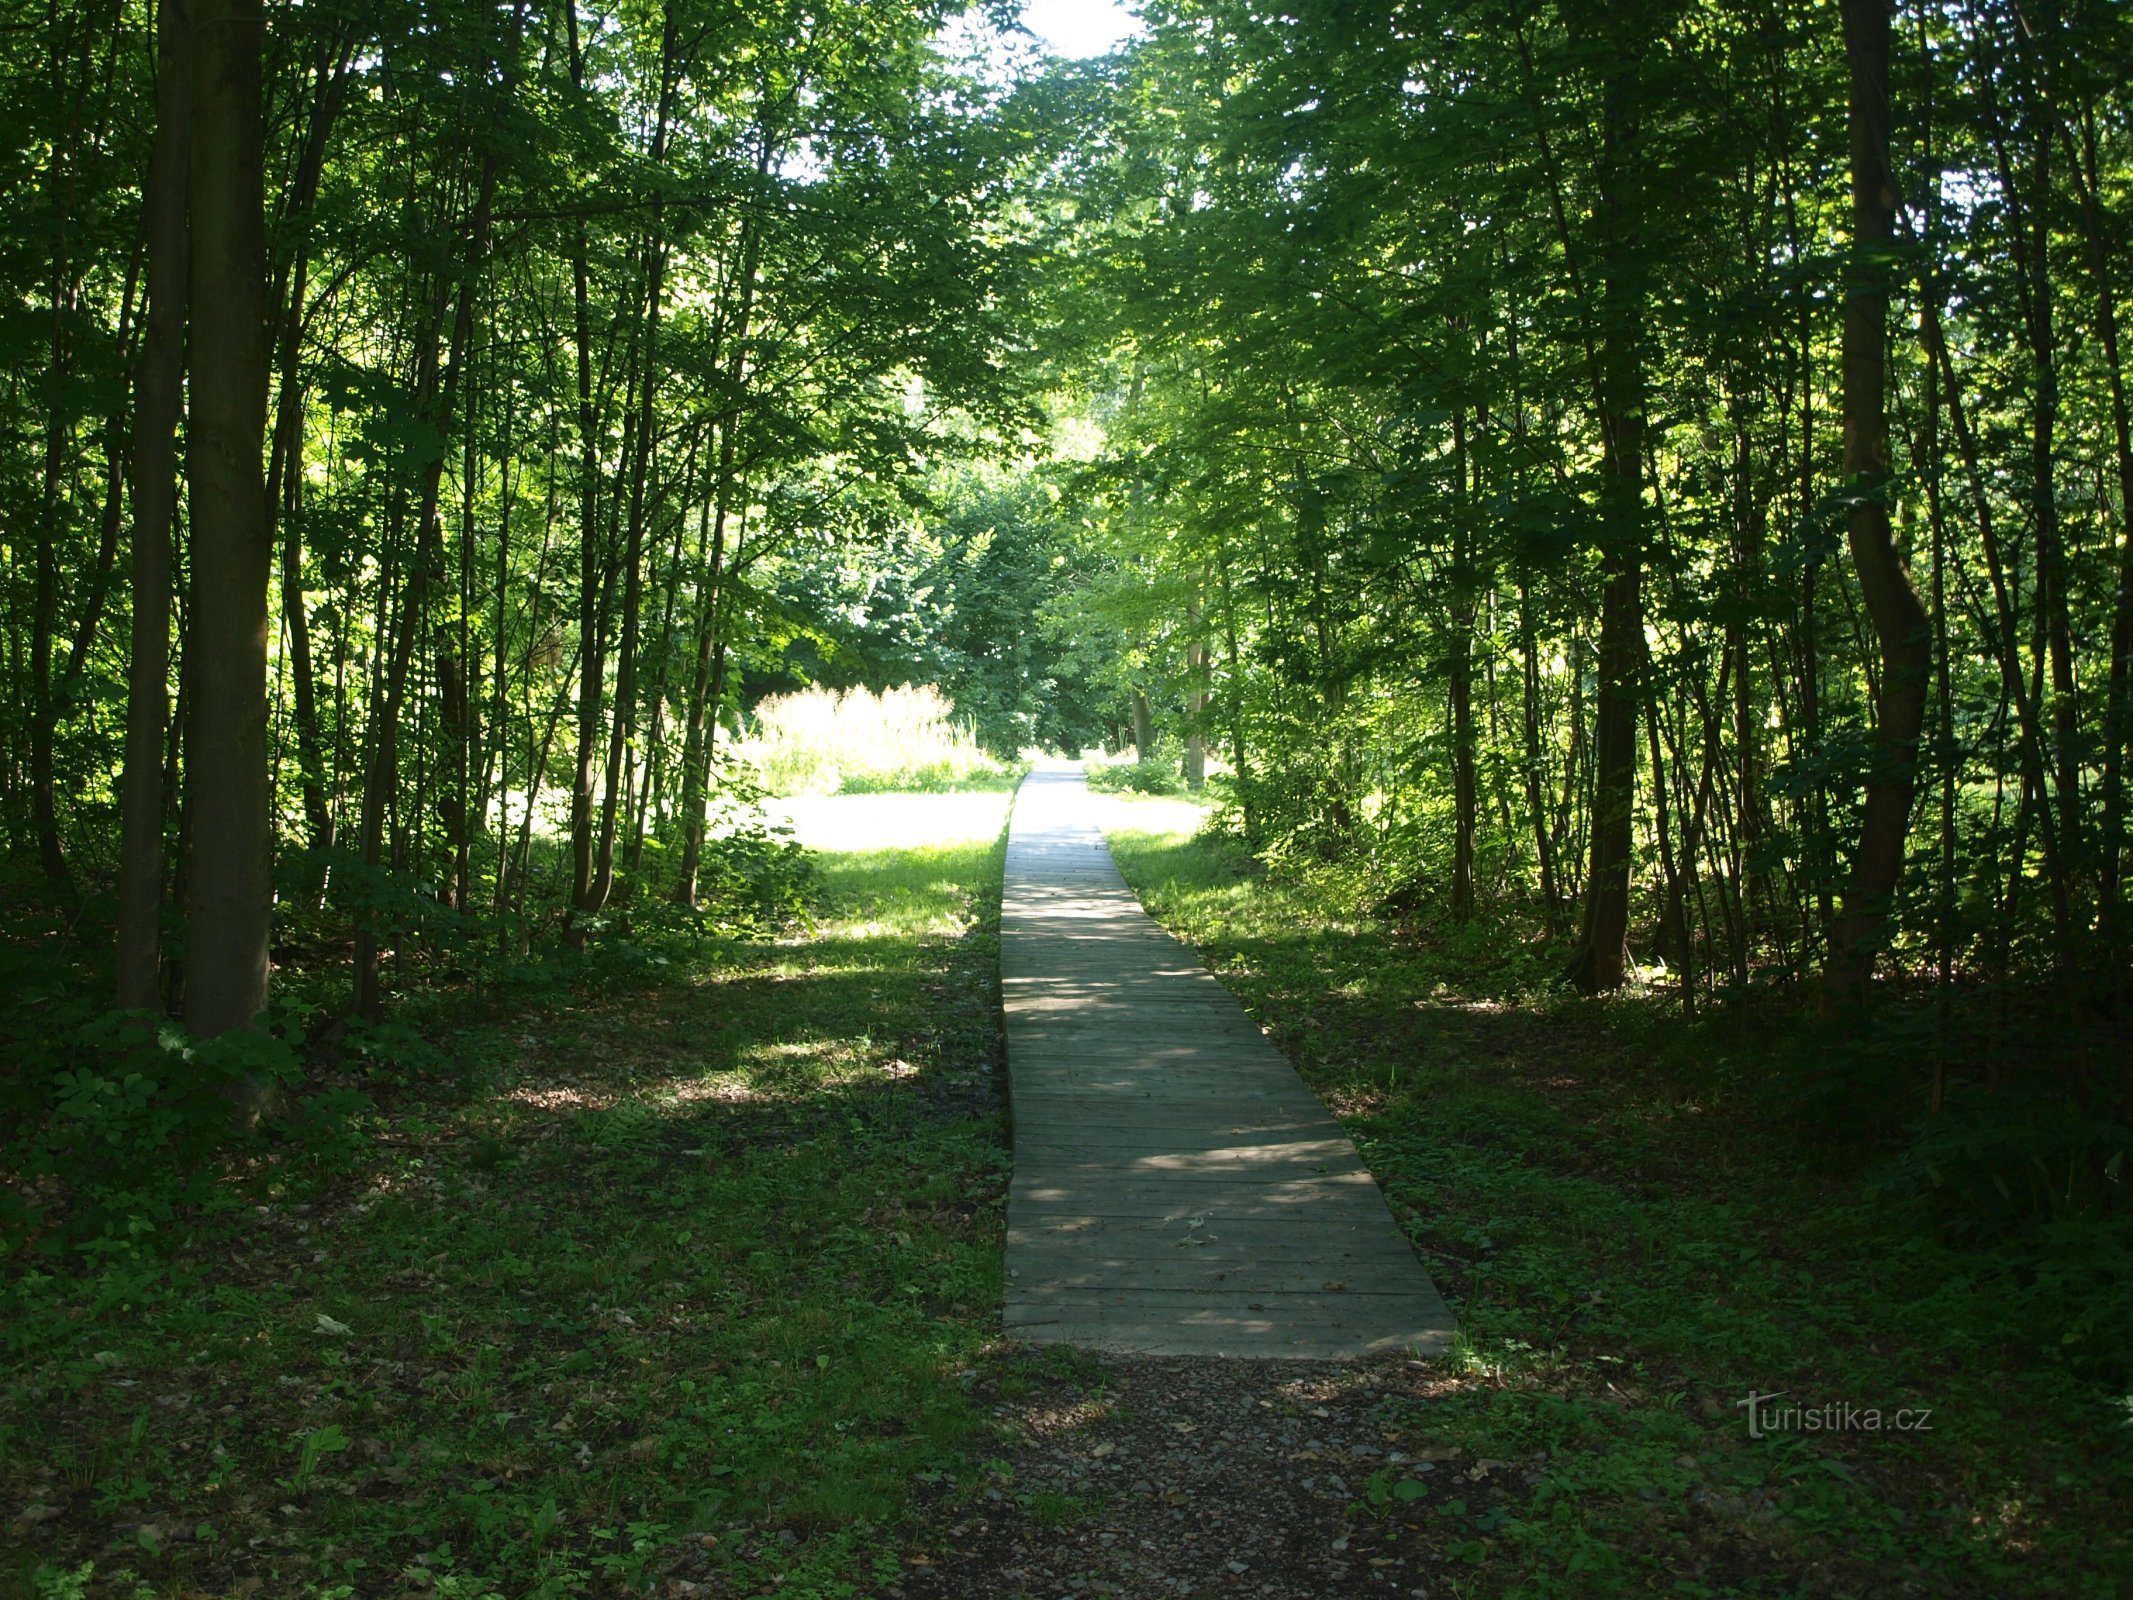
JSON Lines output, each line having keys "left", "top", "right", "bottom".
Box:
{"left": 1184, "top": 586, "right": 1207, "bottom": 791}
{"left": 1566, "top": 29, "right": 1648, "bottom": 994}
{"left": 675, "top": 485, "right": 735, "bottom": 905}
{"left": 1449, "top": 411, "right": 1477, "bottom": 922}
{"left": 182, "top": 0, "right": 272, "bottom": 1038}
{"left": 351, "top": 34, "right": 511, "bottom": 1016}
{"left": 1994, "top": 70, "right": 2081, "bottom": 917}
{"left": 1213, "top": 528, "right": 1254, "bottom": 841}
{"left": 117, "top": 0, "right": 192, "bottom": 1013}
{"left": 565, "top": 1, "right": 606, "bottom": 933}
{"left": 263, "top": 39, "right": 351, "bottom": 858}
{"left": 2076, "top": 106, "right": 2133, "bottom": 964}
{"left": 590, "top": 8, "right": 677, "bottom": 914}
{"left": 1824, "top": 0, "right": 1931, "bottom": 1010}
{"left": 1516, "top": 578, "right": 1559, "bottom": 929}
{"left": 674, "top": 141, "right": 769, "bottom": 904}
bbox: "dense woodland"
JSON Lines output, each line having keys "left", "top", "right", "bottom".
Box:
{"left": 4, "top": 0, "right": 2132, "bottom": 1591}
{"left": 5, "top": 0, "right": 2131, "bottom": 1275}
{"left": 11, "top": 0, "right": 2133, "bottom": 1026}
{"left": 1, "top": 0, "right": 2127, "bottom": 1174}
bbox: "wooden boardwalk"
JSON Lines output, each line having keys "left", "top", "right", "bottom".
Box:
{"left": 1000, "top": 764, "right": 1456, "bottom": 1358}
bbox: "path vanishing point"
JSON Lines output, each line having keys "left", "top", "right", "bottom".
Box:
{"left": 1000, "top": 764, "right": 1457, "bottom": 1358}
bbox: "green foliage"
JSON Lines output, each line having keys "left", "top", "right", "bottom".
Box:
{"left": 0, "top": 796, "right": 1015, "bottom": 1596}
{"left": 1104, "top": 802, "right": 2133, "bottom": 1593}
{"left": 1085, "top": 755, "right": 1186, "bottom": 796}
{"left": 0, "top": 1010, "right": 321, "bottom": 1258}
{"left": 1026, "top": 0, "right": 2133, "bottom": 1015}
{"left": 1874, "top": 1090, "right": 2133, "bottom": 1382}
{"left": 754, "top": 465, "right": 1119, "bottom": 758}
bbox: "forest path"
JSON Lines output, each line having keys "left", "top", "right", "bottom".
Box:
{"left": 1000, "top": 763, "right": 1455, "bottom": 1357}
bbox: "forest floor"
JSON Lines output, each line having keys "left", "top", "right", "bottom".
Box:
{"left": 2, "top": 794, "right": 1026, "bottom": 1600}
{"left": 5, "top": 788, "right": 2128, "bottom": 1600}
{"left": 912, "top": 792, "right": 2128, "bottom": 1600}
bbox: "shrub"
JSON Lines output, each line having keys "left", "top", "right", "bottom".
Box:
{"left": 1, "top": 1012, "right": 323, "bottom": 1257}
{"left": 1084, "top": 755, "right": 1184, "bottom": 795}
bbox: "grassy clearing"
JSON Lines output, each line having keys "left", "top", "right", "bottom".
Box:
{"left": 2, "top": 795, "right": 1019, "bottom": 1599}
{"left": 737, "top": 686, "right": 1022, "bottom": 798}
{"left": 1099, "top": 794, "right": 2132, "bottom": 1599}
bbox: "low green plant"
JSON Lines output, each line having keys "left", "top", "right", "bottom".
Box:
{"left": 0, "top": 793, "right": 1016, "bottom": 1597}
{"left": 1101, "top": 805, "right": 2133, "bottom": 1597}
{"left": 1084, "top": 755, "right": 1184, "bottom": 795}
{"left": 0, "top": 1010, "right": 344, "bottom": 1260}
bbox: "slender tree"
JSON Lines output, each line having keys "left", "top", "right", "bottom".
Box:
{"left": 116, "top": 0, "right": 193, "bottom": 1013}
{"left": 1824, "top": 0, "right": 1930, "bottom": 1009}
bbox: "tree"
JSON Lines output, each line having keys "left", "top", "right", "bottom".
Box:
{"left": 181, "top": 0, "right": 272, "bottom": 1037}
{"left": 1823, "top": 0, "right": 1930, "bottom": 1009}
{"left": 115, "top": 0, "right": 192, "bottom": 1013}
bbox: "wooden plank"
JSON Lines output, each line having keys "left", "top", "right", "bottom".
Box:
{"left": 998, "top": 764, "right": 1457, "bottom": 1360}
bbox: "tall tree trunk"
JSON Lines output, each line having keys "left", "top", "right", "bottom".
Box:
{"left": 1130, "top": 688, "right": 1155, "bottom": 761}
{"left": 116, "top": 0, "right": 192, "bottom": 1013}
{"left": 263, "top": 38, "right": 352, "bottom": 858}
{"left": 1449, "top": 411, "right": 1477, "bottom": 922}
{"left": 629, "top": 439, "right": 696, "bottom": 878}
{"left": 675, "top": 483, "right": 735, "bottom": 905}
{"left": 440, "top": 384, "right": 478, "bottom": 913}
{"left": 1184, "top": 585, "right": 1207, "bottom": 790}
{"left": 565, "top": 1, "right": 607, "bottom": 933}
{"left": 674, "top": 142, "right": 769, "bottom": 904}
{"left": 590, "top": 7, "right": 677, "bottom": 914}
{"left": 1213, "top": 526, "right": 1254, "bottom": 842}
{"left": 2075, "top": 107, "right": 2133, "bottom": 964}
{"left": 1566, "top": 26, "right": 1649, "bottom": 994}
{"left": 1516, "top": 578, "right": 1559, "bottom": 929}
{"left": 1995, "top": 63, "right": 2081, "bottom": 916}
{"left": 183, "top": 0, "right": 272, "bottom": 1038}
{"left": 1450, "top": 619, "right": 1477, "bottom": 923}
{"left": 351, "top": 26, "right": 512, "bottom": 1016}
{"left": 1824, "top": 0, "right": 1931, "bottom": 1009}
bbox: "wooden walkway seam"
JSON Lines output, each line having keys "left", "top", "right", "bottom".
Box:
{"left": 999, "top": 763, "right": 1456, "bottom": 1359}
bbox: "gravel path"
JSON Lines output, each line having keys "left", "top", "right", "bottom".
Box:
{"left": 900, "top": 1351, "right": 1521, "bottom": 1600}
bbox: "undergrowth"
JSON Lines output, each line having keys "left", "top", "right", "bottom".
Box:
{"left": 1101, "top": 794, "right": 2132, "bottom": 1599}
{"left": 1, "top": 797, "right": 1019, "bottom": 1598}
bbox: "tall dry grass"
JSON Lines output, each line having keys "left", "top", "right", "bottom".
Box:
{"left": 736, "top": 684, "right": 1017, "bottom": 796}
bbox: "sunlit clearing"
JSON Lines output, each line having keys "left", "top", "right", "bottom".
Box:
{"left": 738, "top": 684, "right": 1011, "bottom": 797}
{"left": 1094, "top": 790, "right": 1209, "bottom": 842}
{"left": 770, "top": 791, "right": 1014, "bottom": 853}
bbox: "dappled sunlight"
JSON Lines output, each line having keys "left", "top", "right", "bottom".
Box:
{"left": 1017, "top": 1396, "right": 1117, "bottom": 1438}
{"left": 740, "top": 685, "right": 1013, "bottom": 798}
{"left": 504, "top": 1082, "right": 616, "bottom": 1114}
{"left": 653, "top": 1074, "right": 762, "bottom": 1107}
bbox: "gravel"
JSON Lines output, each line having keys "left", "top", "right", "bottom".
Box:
{"left": 896, "top": 1350, "right": 1520, "bottom": 1600}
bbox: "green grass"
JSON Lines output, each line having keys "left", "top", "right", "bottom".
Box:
{"left": 1100, "top": 796, "right": 2133, "bottom": 1599}
{"left": 1, "top": 798, "right": 1019, "bottom": 1599}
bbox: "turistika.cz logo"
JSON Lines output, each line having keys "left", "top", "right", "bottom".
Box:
{"left": 1735, "top": 1391, "right": 1934, "bottom": 1439}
